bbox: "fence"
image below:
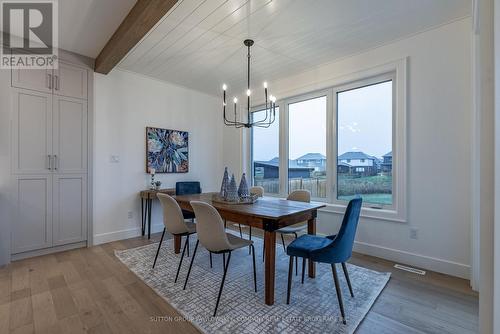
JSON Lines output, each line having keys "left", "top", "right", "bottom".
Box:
{"left": 254, "top": 177, "right": 327, "bottom": 198}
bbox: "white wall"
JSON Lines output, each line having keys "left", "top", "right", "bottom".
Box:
{"left": 224, "top": 18, "right": 473, "bottom": 279}
{"left": 0, "top": 68, "right": 12, "bottom": 266}
{"left": 93, "top": 70, "right": 223, "bottom": 244}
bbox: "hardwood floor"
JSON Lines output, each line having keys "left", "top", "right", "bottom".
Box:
{"left": 0, "top": 231, "right": 478, "bottom": 334}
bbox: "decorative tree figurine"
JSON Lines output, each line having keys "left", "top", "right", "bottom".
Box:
{"left": 238, "top": 173, "right": 249, "bottom": 198}
{"left": 219, "top": 167, "right": 229, "bottom": 199}
{"left": 226, "top": 174, "right": 239, "bottom": 202}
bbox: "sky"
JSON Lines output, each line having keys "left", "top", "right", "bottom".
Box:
{"left": 252, "top": 81, "right": 392, "bottom": 161}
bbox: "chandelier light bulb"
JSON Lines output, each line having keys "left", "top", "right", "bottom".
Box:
{"left": 263, "top": 82, "right": 268, "bottom": 88}
{"left": 222, "top": 84, "right": 227, "bottom": 91}
{"left": 246, "top": 89, "right": 251, "bottom": 96}
{"left": 233, "top": 97, "right": 238, "bottom": 104}
{"left": 270, "top": 95, "right": 276, "bottom": 103}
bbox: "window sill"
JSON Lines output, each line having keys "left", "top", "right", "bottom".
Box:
{"left": 263, "top": 194, "right": 407, "bottom": 223}
{"left": 318, "top": 203, "right": 407, "bottom": 223}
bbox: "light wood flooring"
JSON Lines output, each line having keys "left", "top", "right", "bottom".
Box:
{"left": 0, "top": 230, "right": 478, "bottom": 334}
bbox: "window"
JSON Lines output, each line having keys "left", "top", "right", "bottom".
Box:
{"left": 251, "top": 108, "right": 280, "bottom": 194}
{"left": 249, "top": 60, "right": 406, "bottom": 221}
{"left": 336, "top": 80, "right": 393, "bottom": 206}
{"left": 288, "top": 95, "right": 327, "bottom": 199}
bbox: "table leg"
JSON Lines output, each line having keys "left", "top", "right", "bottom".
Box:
{"left": 307, "top": 217, "right": 316, "bottom": 278}
{"left": 147, "top": 198, "right": 152, "bottom": 239}
{"left": 174, "top": 235, "right": 181, "bottom": 254}
{"left": 264, "top": 230, "right": 276, "bottom": 305}
{"left": 141, "top": 198, "right": 145, "bottom": 236}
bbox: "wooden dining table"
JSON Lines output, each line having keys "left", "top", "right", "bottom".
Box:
{"left": 173, "top": 192, "right": 326, "bottom": 306}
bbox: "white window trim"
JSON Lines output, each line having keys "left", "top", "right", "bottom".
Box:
{"left": 247, "top": 58, "right": 407, "bottom": 222}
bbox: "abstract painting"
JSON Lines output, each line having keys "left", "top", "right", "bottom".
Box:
{"left": 146, "top": 127, "right": 189, "bottom": 173}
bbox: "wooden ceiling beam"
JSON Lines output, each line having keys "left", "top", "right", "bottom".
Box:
{"left": 94, "top": 0, "right": 178, "bottom": 74}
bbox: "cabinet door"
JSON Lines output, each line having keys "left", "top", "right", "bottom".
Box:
{"left": 53, "top": 96, "right": 87, "bottom": 173}
{"left": 54, "top": 62, "right": 87, "bottom": 99}
{"left": 11, "top": 68, "right": 53, "bottom": 93}
{"left": 12, "top": 175, "right": 53, "bottom": 254}
{"left": 12, "top": 89, "right": 53, "bottom": 174}
{"left": 52, "top": 174, "right": 87, "bottom": 245}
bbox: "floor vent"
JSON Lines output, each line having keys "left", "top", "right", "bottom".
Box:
{"left": 394, "top": 264, "right": 426, "bottom": 275}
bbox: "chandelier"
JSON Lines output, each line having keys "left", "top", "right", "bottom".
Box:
{"left": 222, "top": 39, "right": 277, "bottom": 128}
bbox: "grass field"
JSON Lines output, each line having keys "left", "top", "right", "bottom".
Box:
{"left": 338, "top": 193, "right": 393, "bottom": 205}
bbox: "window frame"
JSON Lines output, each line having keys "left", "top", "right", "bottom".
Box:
{"left": 248, "top": 59, "right": 407, "bottom": 222}
{"left": 332, "top": 73, "right": 396, "bottom": 211}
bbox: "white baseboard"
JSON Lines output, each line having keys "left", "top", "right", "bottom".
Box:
{"left": 94, "top": 226, "right": 470, "bottom": 280}
{"left": 93, "top": 224, "right": 165, "bottom": 245}
{"left": 353, "top": 241, "right": 470, "bottom": 279}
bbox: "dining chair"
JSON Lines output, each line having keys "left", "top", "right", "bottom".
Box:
{"left": 175, "top": 181, "right": 201, "bottom": 222}
{"left": 153, "top": 193, "right": 202, "bottom": 283}
{"left": 183, "top": 201, "right": 257, "bottom": 317}
{"left": 239, "top": 186, "right": 264, "bottom": 253}
{"left": 285, "top": 197, "right": 363, "bottom": 325}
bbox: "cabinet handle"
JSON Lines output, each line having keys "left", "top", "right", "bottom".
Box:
{"left": 54, "top": 155, "right": 58, "bottom": 170}
{"left": 47, "top": 74, "right": 52, "bottom": 89}
{"left": 55, "top": 75, "right": 59, "bottom": 90}
{"left": 47, "top": 155, "right": 51, "bottom": 170}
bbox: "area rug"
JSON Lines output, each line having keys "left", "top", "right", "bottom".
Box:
{"left": 115, "top": 233, "right": 390, "bottom": 334}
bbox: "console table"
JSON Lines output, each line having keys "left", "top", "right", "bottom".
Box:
{"left": 139, "top": 188, "right": 175, "bottom": 239}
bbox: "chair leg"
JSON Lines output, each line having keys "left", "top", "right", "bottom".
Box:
{"left": 186, "top": 235, "right": 190, "bottom": 257}
{"left": 341, "top": 262, "right": 354, "bottom": 297}
{"left": 286, "top": 256, "right": 294, "bottom": 304}
{"left": 280, "top": 233, "right": 286, "bottom": 252}
{"left": 209, "top": 252, "right": 213, "bottom": 268}
{"left": 332, "top": 264, "right": 347, "bottom": 325}
{"left": 223, "top": 253, "right": 225, "bottom": 266}
{"left": 294, "top": 233, "right": 298, "bottom": 276}
{"left": 182, "top": 240, "right": 199, "bottom": 290}
{"left": 301, "top": 257, "right": 306, "bottom": 284}
{"left": 238, "top": 224, "right": 243, "bottom": 238}
{"left": 152, "top": 228, "right": 166, "bottom": 268}
{"left": 250, "top": 244, "right": 257, "bottom": 292}
{"left": 174, "top": 235, "right": 189, "bottom": 283}
{"left": 262, "top": 239, "right": 265, "bottom": 262}
{"left": 214, "top": 251, "right": 231, "bottom": 317}
{"left": 248, "top": 227, "right": 252, "bottom": 254}
{"left": 224, "top": 220, "right": 227, "bottom": 228}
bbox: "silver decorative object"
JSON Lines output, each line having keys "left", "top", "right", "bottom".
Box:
{"left": 226, "top": 174, "right": 239, "bottom": 202}
{"left": 220, "top": 167, "right": 229, "bottom": 199}
{"left": 238, "top": 173, "right": 249, "bottom": 198}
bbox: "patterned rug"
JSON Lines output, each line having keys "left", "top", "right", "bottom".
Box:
{"left": 115, "top": 233, "right": 390, "bottom": 334}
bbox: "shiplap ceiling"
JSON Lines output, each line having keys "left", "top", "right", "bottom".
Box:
{"left": 118, "top": 0, "right": 471, "bottom": 97}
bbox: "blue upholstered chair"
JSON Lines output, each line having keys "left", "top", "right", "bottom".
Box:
{"left": 175, "top": 181, "right": 201, "bottom": 221}
{"left": 286, "top": 197, "right": 362, "bottom": 325}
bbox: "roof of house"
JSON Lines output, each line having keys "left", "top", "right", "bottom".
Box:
{"left": 338, "top": 151, "right": 375, "bottom": 160}
{"left": 255, "top": 160, "right": 313, "bottom": 171}
{"left": 383, "top": 151, "right": 392, "bottom": 157}
{"left": 297, "top": 153, "right": 326, "bottom": 160}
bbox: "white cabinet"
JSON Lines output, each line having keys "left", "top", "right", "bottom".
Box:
{"left": 11, "top": 61, "right": 87, "bottom": 99}
{"left": 11, "top": 89, "right": 52, "bottom": 174}
{"left": 54, "top": 63, "right": 88, "bottom": 99}
{"left": 11, "top": 68, "right": 53, "bottom": 94}
{"left": 53, "top": 96, "right": 87, "bottom": 173}
{"left": 10, "top": 61, "right": 89, "bottom": 256}
{"left": 52, "top": 174, "right": 87, "bottom": 246}
{"left": 12, "top": 175, "right": 53, "bottom": 254}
